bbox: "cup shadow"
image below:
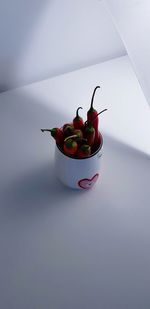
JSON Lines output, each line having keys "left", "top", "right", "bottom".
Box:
{"left": 1, "top": 162, "right": 87, "bottom": 218}
{"left": 0, "top": 90, "right": 87, "bottom": 218}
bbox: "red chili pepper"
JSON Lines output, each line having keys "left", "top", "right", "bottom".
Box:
{"left": 73, "top": 107, "right": 84, "bottom": 130}
{"left": 87, "top": 86, "right": 100, "bottom": 135}
{"left": 63, "top": 123, "right": 73, "bottom": 130}
{"left": 87, "top": 106, "right": 107, "bottom": 146}
{"left": 63, "top": 138, "right": 78, "bottom": 156}
{"left": 63, "top": 124, "right": 74, "bottom": 137}
{"left": 93, "top": 109, "right": 107, "bottom": 145}
{"left": 85, "top": 124, "right": 95, "bottom": 146}
{"left": 41, "top": 128, "right": 64, "bottom": 145}
{"left": 77, "top": 144, "right": 91, "bottom": 158}
{"left": 73, "top": 129, "right": 83, "bottom": 141}
{"left": 70, "top": 129, "right": 87, "bottom": 147}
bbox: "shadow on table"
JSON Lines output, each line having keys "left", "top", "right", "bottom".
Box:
{"left": 0, "top": 90, "right": 87, "bottom": 218}
{"left": 1, "top": 161, "right": 86, "bottom": 217}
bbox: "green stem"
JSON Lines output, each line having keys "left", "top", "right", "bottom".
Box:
{"left": 76, "top": 107, "right": 83, "bottom": 117}
{"left": 93, "top": 108, "right": 107, "bottom": 120}
{"left": 85, "top": 108, "right": 107, "bottom": 126}
{"left": 41, "top": 129, "right": 52, "bottom": 132}
{"left": 64, "top": 135, "right": 78, "bottom": 142}
{"left": 90, "top": 86, "right": 100, "bottom": 109}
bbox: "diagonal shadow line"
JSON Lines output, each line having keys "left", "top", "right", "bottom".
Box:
{"left": 102, "top": 131, "right": 150, "bottom": 159}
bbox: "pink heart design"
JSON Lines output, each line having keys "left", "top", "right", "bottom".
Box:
{"left": 78, "top": 173, "right": 99, "bottom": 189}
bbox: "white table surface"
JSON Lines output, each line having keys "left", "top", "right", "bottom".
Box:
{"left": 0, "top": 55, "right": 150, "bottom": 309}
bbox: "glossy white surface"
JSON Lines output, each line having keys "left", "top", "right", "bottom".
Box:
{"left": 0, "top": 56, "right": 150, "bottom": 309}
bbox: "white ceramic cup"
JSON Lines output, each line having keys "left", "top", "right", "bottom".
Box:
{"left": 54, "top": 134, "right": 103, "bottom": 190}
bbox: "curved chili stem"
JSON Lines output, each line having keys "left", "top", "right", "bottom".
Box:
{"left": 90, "top": 86, "right": 100, "bottom": 109}
{"left": 41, "top": 129, "right": 52, "bottom": 132}
{"left": 64, "top": 135, "right": 78, "bottom": 142}
{"left": 64, "top": 135, "right": 87, "bottom": 143}
{"left": 76, "top": 107, "right": 83, "bottom": 117}
{"left": 85, "top": 108, "right": 108, "bottom": 126}
{"left": 93, "top": 108, "right": 107, "bottom": 121}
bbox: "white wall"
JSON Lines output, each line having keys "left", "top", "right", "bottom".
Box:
{"left": 0, "top": 0, "right": 126, "bottom": 92}
{"left": 103, "top": 0, "right": 150, "bottom": 107}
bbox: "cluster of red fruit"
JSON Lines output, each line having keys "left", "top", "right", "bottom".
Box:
{"left": 41, "top": 86, "right": 107, "bottom": 158}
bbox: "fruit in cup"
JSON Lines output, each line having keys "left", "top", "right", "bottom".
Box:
{"left": 77, "top": 144, "right": 91, "bottom": 158}
{"left": 84, "top": 123, "right": 95, "bottom": 146}
{"left": 73, "top": 129, "right": 83, "bottom": 141}
{"left": 41, "top": 86, "right": 107, "bottom": 158}
{"left": 87, "top": 86, "right": 100, "bottom": 145}
{"left": 63, "top": 138, "right": 78, "bottom": 156}
{"left": 85, "top": 109, "right": 107, "bottom": 146}
{"left": 73, "top": 107, "right": 84, "bottom": 130}
{"left": 41, "top": 128, "right": 64, "bottom": 146}
{"left": 63, "top": 123, "right": 73, "bottom": 130}
{"left": 63, "top": 124, "right": 74, "bottom": 137}
{"left": 87, "top": 86, "right": 108, "bottom": 146}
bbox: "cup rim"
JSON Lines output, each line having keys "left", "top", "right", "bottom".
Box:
{"left": 56, "top": 132, "right": 103, "bottom": 160}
